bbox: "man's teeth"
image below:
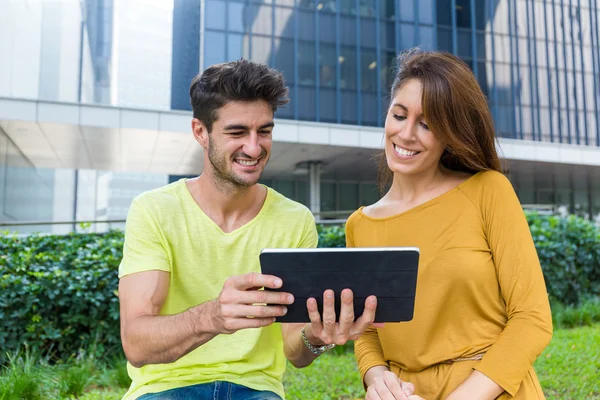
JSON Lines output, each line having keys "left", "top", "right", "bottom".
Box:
{"left": 394, "top": 145, "right": 418, "bottom": 156}
{"left": 236, "top": 159, "right": 258, "bottom": 166}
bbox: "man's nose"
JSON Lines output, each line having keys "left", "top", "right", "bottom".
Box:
{"left": 243, "top": 133, "right": 262, "bottom": 158}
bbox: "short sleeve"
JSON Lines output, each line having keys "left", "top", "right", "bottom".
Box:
{"left": 118, "top": 197, "right": 171, "bottom": 278}
{"left": 297, "top": 208, "right": 318, "bottom": 249}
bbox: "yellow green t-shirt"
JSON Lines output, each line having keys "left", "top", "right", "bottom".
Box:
{"left": 118, "top": 179, "right": 318, "bottom": 400}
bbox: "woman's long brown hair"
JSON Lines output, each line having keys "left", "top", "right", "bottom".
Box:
{"left": 378, "top": 49, "right": 502, "bottom": 192}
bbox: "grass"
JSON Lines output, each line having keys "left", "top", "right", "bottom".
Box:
{"left": 535, "top": 324, "right": 600, "bottom": 399}
{"left": 552, "top": 297, "right": 600, "bottom": 329}
{"left": 1, "top": 325, "right": 598, "bottom": 400}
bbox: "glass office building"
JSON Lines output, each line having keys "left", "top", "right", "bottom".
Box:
{"left": 1, "top": 0, "right": 599, "bottom": 232}
{"left": 168, "top": 0, "right": 600, "bottom": 218}
{"left": 174, "top": 0, "right": 600, "bottom": 147}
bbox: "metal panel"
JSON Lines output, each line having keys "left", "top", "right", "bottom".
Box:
{"left": 590, "top": 0, "right": 600, "bottom": 146}
{"left": 569, "top": 0, "right": 581, "bottom": 144}
{"left": 560, "top": 0, "right": 572, "bottom": 144}
{"left": 543, "top": 0, "right": 555, "bottom": 142}
{"left": 507, "top": 0, "right": 519, "bottom": 139}
{"left": 451, "top": 0, "right": 457, "bottom": 54}
{"left": 470, "top": 0, "right": 477, "bottom": 79}
{"left": 315, "top": 9, "right": 320, "bottom": 122}
{"left": 335, "top": 0, "right": 341, "bottom": 123}
{"left": 376, "top": 0, "right": 382, "bottom": 126}
{"left": 577, "top": 0, "right": 589, "bottom": 145}
{"left": 525, "top": 0, "right": 538, "bottom": 141}
{"left": 552, "top": 0, "right": 564, "bottom": 143}
{"left": 356, "top": 0, "right": 362, "bottom": 125}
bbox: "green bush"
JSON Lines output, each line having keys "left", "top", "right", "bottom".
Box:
{"left": 526, "top": 212, "right": 600, "bottom": 305}
{"left": 317, "top": 224, "right": 346, "bottom": 248}
{"left": 0, "top": 230, "right": 123, "bottom": 364}
{"left": 1, "top": 211, "right": 599, "bottom": 364}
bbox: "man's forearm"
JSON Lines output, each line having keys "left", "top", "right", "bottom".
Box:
{"left": 282, "top": 323, "right": 323, "bottom": 368}
{"left": 123, "top": 301, "right": 217, "bottom": 368}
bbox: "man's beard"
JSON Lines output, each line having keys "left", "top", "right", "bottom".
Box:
{"left": 207, "top": 136, "right": 267, "bottom": 192}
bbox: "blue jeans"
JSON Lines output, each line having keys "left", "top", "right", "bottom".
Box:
{"left": 137, "top": 381, "right": 282, "bottom": 400}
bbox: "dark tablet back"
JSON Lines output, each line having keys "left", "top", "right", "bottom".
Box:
{"left": 259, "top": 247, "right": 419, "bottom": 323}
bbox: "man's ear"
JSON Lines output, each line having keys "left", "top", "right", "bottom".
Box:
{"left": 192, "top": 118, "right": 209, "bottom": 148}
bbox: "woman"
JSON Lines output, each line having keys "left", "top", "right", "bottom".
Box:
{"left": 347, "top": 49, "right": 553, "bottom": 400}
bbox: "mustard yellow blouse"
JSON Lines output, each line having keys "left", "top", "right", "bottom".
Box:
{"left": 348, "top": 171, "right": 552, "bottom": 399}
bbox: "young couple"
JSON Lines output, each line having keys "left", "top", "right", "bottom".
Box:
{"left": 118, "top": 50, "right": 552, "bottom": 400}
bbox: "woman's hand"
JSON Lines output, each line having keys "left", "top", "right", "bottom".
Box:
{"left": 365, "top": 370, "right": 423, "bottom": 400}
{"left": 303, "top": 288, "right": 383, "bottom": 346}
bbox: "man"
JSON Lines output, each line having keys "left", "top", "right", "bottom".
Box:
{"left": 118, "top": 59, "right": 381, "bottom": 400}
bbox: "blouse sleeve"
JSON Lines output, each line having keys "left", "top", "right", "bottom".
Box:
{"left": 471, "top": 172, "right": 553, "bottom": 396}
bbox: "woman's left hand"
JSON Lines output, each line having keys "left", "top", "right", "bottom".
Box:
{"left": 304, "top": 288, "right": 384, "bottom": 346}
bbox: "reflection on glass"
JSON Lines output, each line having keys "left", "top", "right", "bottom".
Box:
{"left": 458, "top": 30, "right": 472, "bottom": 58}
{"left": 298, "top": 0, "right": 316, "bottom": 9}
{"left": 361, "top": 18, "right": 376, "bottom": 47}
{"left": 341, "top": 90, "right": 358, "bottom": 124}
{"left": 248, "top": 4, "right": 273, "bottom": 35}
{"left": 298, "top": 86, "right": 316, "bottom": 119}
{"left": 419, "top": 0, "right": 434, "bottom": 25}
{"left": 420, "top": 26, "right": 434, "bottom": 49}
{"left": 361, "top": 50, "right": 377, "bottom": 92}
{"left": 274, "top": 7, "right": 295, "bottom": 38}
{"left": 228, "top": 2, "right": 246, "bottom": 32}
{"left": 227, "top": 33, "right": 249, "bottom": 61}
{"left": 437, "top": 0, "right": 451, "bottom": 26}
{"left": 274, "top": 38, "right": 295, "bottom": 83}
{"left": 205, "top": 0, "right": 226, "bottom": 30}
{"left": 320, "top": 88, "right": 336, "bottom": 122}
{"left": 319, "top": 12, "right": 336, "bottom": 43}
{"left": 340, "top": 15, "right": 357, "bottom": 45}
{"left": 339, "top": 183, "right": 359, "bottom": 210}
{"left": 398, "top": 0, "right": 414, "bottom": 22}
{"left": 204, "top": 31, "right": 226, "bottom": 67}
{"left": 380, "top": 21, "right": 395, "bottom": 49}
{"left": 455, "top": 0, "right": 471, "bottom": 28}
{"left": 317, "top": 0, "right": 337, "bottom": 12}
{"left": 340, "top": 46, "right": 357, "bottom": 90}
{"left": 400, "top": 23, "right": 415, "bottom": 50}
{"left": 299, "top": 10, "right": 316, "bottom": 40}
{"left": 380, "top": 0, "right": 395, "bottom": 20}
{"left": 362, "top": 92, "right": 378, "bottom": 125}
{"left": 250, "top": 35, "right": 271, "bottom": 64}
{"left": 320, "top": 182, "right": 336, "bottom": 211}
{"left": 380, "top": 51, "right": 396, "bottom": 92}
{"left": 319, "top": 44, "right": 337, "bottom": 88}
{"left": 359, "top": 0, "right": 376, "bottom": 17}
{"left": 340, "top": 0, "right": 356, "bottom": 15}
{"left": 298, "top": 41, "right": 316, "bottom": 85}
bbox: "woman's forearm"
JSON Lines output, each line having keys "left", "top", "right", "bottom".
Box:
{"left": 445, "top": 370, "right": 503, "bottom": 400}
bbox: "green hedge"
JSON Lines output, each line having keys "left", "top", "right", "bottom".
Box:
{"left": 1, "top": 212, "right": 599, "bottom": 363}
{"left": 0, "top": 231, "right": 123, "bottom": 364}
{"left": 526, "top": 212, "right": 600, "bottom": 305}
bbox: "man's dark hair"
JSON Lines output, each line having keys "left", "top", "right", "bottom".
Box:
{"left": 189, "top": 59, "right": 289, "bottom": 132}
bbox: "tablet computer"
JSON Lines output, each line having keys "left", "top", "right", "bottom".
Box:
{"left": 259, "top": 247, "right": 419, "bottom": 323}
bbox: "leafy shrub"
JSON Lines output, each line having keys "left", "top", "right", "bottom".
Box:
{"left": 0, "top": 230, "right": 123, "bottom": 364}
{"left": 526, "top": 212, "right": 600, "bottom": 305}
{"left": 317, "top": 224, "right": 346, "bottom": 248}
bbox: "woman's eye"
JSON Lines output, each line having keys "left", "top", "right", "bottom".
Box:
{"left": 393, "top": 114, "right": 406, "bottom": 121}
{"left": 420, "top": 122, "right": 429, "bottom": 130}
